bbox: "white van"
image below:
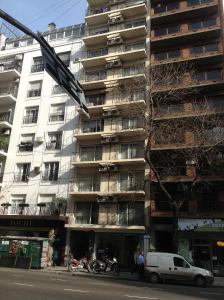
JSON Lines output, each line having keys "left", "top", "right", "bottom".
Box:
{"left": 145, "top": 252, "right": 214, "bottom": 287}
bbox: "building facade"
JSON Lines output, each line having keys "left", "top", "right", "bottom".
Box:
{"left": 149, "top": 0, "right": 224, "bottom": 275}
{"left": 66, "top": 0, "right": 149, "bottom": 267}
{"left": 0, "top": 23, "right": 84, "bottom": 263}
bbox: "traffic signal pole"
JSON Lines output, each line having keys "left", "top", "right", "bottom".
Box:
{"left": 0, "top": 9, "right": 89, "bottom": 117}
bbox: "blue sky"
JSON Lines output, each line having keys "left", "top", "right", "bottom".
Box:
{"left": 0, "top": 0, "right": 87, "bottom": 32}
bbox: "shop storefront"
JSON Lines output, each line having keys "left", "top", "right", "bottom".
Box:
{"left": 0, "top": 215, "right": 67, "bottom": 266}
{"left": 70, "top": 230, "right": 145, "bottom": 268}
{"left": 178, "top": 219, "right": 224, "bottom": 276}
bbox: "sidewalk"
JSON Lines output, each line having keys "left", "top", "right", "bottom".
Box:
{"left": 41, "top": 266, "right": 224, "bottom": 287}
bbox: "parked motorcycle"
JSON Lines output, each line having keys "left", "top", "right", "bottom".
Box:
{"left": 90, "top": 256, "right": 120, "bottom": 275}
{"left": 68, "top": 256, "right": 90, "bottom": 273}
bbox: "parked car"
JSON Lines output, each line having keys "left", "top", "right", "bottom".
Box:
{"left": 145, "top": 252, "right": 214, "bottom": 287}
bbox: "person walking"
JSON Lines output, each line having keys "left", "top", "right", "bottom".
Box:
{"left": 137, "top": 251, "right": 145, "bottom": 280}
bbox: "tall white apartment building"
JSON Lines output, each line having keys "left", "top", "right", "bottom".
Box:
{"left": 0, "top": 23, "right": 84, "bottom": 261}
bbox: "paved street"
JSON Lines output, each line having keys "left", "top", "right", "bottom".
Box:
{"left": 0, "top": 268, "right": 223, "bottom": 300}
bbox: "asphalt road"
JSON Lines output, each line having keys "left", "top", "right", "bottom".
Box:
{"left": 0, "top": 268, "right": 223, "bottom": 300}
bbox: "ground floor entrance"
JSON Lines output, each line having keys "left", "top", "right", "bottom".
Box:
{"left": 70, "top": 230, "right": 144, "bottom": 268}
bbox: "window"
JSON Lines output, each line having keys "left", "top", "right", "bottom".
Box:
{"left": 187, "top": 0, "right": 212, "bottom": 5}
{"left": 188, "top": 18, "right": 216, "bottom": 30}
{"left": 75, "top": 202, "right": 99, "bottom": 224}
{"left": 15, "top": 163, "right": 30, "bottom": 182}
{"left": 122, "top": 118, "right": 138, "bottom": 130}
{"left": 155, "top": 49, "right": 181, "bottom": 61}
{"left": 154, "top": 25, "right": 180, "bottom": 37}
{"left": 119, "top": 172, "right": 144, "bottom": 191}
{"left": 58, "top": 52, "right": 71, "bottom": 67}
{"left": 118, "top": 202, "right": 144, "bottom": 226}
{"left": 31, "top": 56, "right": 44, "bottom": 73}
{"left": 82, "top": 119, "right": 104, "bottom": 133}
{"left": 86, "top": 70, "right": 106, "bottom": 81}
{"left": 23, "top": 107, "right": 39, "bottom": 124}
{"left": 193, "top": 69, "right": 222, "bottom": 82}
{"left": 19, "top": 134, "right": 34, "bottom": 152}
{"left": 49, "top": 104, "right": 65, "bottom": 122}
{"left": 125, "top": 41, "right": 146, "bottom": 52}
{"left": 27, "top": 81, "right": 42, "bottom": 97}
{"left": 154, "top": 1, "right": 179, "bottom": 13}
{"left": 80, "top": 145, "right": 102, "bottom": 161}
{"left": 42, "top": 162, "right": 59, "bottom": 181}
{"left": 123, "top": 64, "right": 144, "bottom": 76}
{"left": 10, "top": 195, "right": 26, "bottom": 214}
{"left": 78, "top": 174, "right": 100, "bottom": 192}
{"left": 87, "top": 48, "right": 108, "bottom": 58}
{"left": 52, "top": 85, "right": 65, "bottom": 95}
{"left": 173, "top": 257, "right": 189, "bottom": 268}
{"left": 85, "top": 94, "right": 105, "bottom": 106}
{"left": 46, "top": 132, "right": 62, "bottom": 150}
{"left": 120, "top": 143, "right": 144, "bottom": 159}
{"left": 190, "top": 43, "right": 219, "bottom": 55}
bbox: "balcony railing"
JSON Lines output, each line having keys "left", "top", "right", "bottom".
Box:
{"left": 23, "top": 115, "right": 38, "bottom": 124}
{"left": 45, "top": 142, "right": 61, "bottom": 151}
{"left": 14, "top": 173, "right": 29, "bottom": 183}
{"left": 86, "top": 18, "right": 146, "bottom": 36}
{"left": 0, "top": 203, "right": 66, "bottom": 216}
{"left": 49, "top": 113, "right": 65, "bottom": 122}
{"left": 18, "top": 143, "right": 34, "bottom": 152}
{"left": 0, "top": 112, "right": 13, "bottom": 123}
{"left": 0, "top": 86, "right": 18, "bottom": 98}
{"left": 83, "top": 65, "right": 145, "bottom": 82}
{"left": 0, "top": 62, "right": 22, "bottom": 73}
{"left": 83, "top": 42, "right": 146, "bottom": 59}
{"left": 31, "top": 64, "right": 44, "bottom": 73}
{"left": 27, "top": 89, "right": 41, "bottom": 98}
{"left": 86, "top": 0, "right": 146, "bottom": 16}
{"left": 0, "top": 135, "right": 9, "bottom": 152}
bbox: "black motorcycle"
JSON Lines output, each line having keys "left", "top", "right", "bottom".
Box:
{"left": 90, "top": 256, "right": 120, "bottom": 275}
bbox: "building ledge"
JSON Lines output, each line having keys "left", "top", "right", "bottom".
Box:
{"left": 65, "top": 223, "right": 145, "bottom": 233}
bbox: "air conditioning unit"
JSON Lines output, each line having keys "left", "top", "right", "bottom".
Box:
{"left": 36, "top": 136, "right": 44, "bottom": 143}
{"left": 34, "top": 166, "right": 42, "bottom": 174}
{"left": 99, "top": 164, "right": 118, "bottom": 173}
{"left": 97, "top": 195, "right": 118, "bottom": 203}
{"left": 107, "top": 36, "right": 123, "bottom": 46}
{"left": 109, "top": 15, "right": 124, "bottom": 25}
{"left": 101, "top": 136, "right": 119, "bottom": 144}
{"left": 103, "top": 109, "right": 120, "bottom": 118}
{"left": 106, "top": 59, "right": 122, "bottom": 69}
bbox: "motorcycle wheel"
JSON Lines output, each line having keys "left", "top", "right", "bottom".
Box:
{"left": 92, "top": 261, "right": 101, "bottom": 273}
{"left": 113, "top": 264, "right": 120, "bottom": 275}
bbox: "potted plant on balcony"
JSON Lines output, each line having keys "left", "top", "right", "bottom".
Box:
{"left": 51, "top": 197, "right": 66, "bottom": 215}
{"left": 0, "top": 136, "right": 9, "bottom": 152}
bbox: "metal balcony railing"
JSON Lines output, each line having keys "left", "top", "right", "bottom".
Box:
{"left": 27, "top": 89, "right": 41, "bottom": 98}
{"left": 31, "top": 64, "right": 44, "bottom": 73}
{"left": 23, "top": 115, "right": 38, "bottom": 124}
{"left": 48, "top": 113, "right": 65, "bottom": 122}
{"left": 0, "top": 62, "right": 22, "bottom": 73}
{"left": 14, "top": 173, "right": 29, "bottom": 183}
{"left": 45, "top": 142, "right": 62, "bottom": 150}
{"left": 0, "top": 86, "right": 18, "bottom": 98}
{"left": 18, "top": 143, "right": 34, "bottom": 152}
{"left": 0, "top": 112, "right": 13, "bottom": 123}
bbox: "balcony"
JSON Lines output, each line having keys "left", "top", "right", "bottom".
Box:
{"left": 0, "top": 135, "right": 9, "bottom": 157}
{"left": 0, "top": 203, "right": 66, "bottom": 217}
{"left": 72, "top": 149, "right": 145, "bottom": 168}
{"left": 152, "top": 44, "right": 223, "bottom": 66}
{"left": 74, "top": 120, "right": 145, "bottom": 140}
{"left": 31, "top": 64, "right": 44, "bottom": 73}
{"left": 70, "top": 178, "right": 145, "bottom": 199}
{"left": 151, "top": 0, "right": 218, "bottom": 26}
{"left": 0, "top": 86, "right": 18, "bottom": 106}
{"left": 81, "top": 42, "right": 146, "bottom": 68}
{"left": 0, "top": 112, "right": 13, "bottom": 129}
{"left": 27, "top": 89, "right": 41, "bottom": 98}
{"left": 81, "top": 65, "right": 145, "bottom": 90}
{"left": 14, "top": 173, "right": 29, "bottom": 183}
{"left": 45, "top": 142, "right": 62, "bottom": 151}
{"left": 86, "top": 1, "right": 147, "bottom": 26}
{"left": 151, "top": 19, "right": 220, "bottom": 50}
{"left": 0, "top": 62, "right": 21, "bottom": 82}
{"left": 83, "top": 20, "right": 147, "bottom": 46}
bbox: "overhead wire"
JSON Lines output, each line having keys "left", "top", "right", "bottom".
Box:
{"left": 52, "top": 0, "right": 83, "bottom": 23}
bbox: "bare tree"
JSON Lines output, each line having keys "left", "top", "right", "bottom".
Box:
{"left": 114, "top": 62, "right": 224, "bottom": 252}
